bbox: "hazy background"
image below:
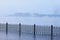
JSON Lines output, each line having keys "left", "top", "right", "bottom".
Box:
{"left": 0, "top": 0, "right": 60, "bottom": 16}
{"left": 0, "top": 0, "right": 60, "bottom": 26}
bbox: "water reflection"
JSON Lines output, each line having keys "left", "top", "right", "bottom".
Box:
{"left": 0, "top": 31, "right": 60, "bottom": 40}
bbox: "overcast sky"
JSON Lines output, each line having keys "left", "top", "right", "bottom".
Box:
{"left": 0, "top": 0, "right": 60, "bottom": 16}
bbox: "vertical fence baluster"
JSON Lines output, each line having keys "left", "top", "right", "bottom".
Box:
{"left": 19, "top": 23, "right": 21, "bottom": 36}
{"left": 34, "top": 24, "right": 36, "bottom": 37}
{"left": 6, "top": 22, "right": 8, "bottom": 35}
{"left": 51, "top": 25, "right": 53, "bottom": 40}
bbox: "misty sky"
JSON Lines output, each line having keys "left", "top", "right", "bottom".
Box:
{"left": 0, "top": 0, "right": 60, "bottom": 25}
{"left": 0, "top": 0, "right": 60, "bottom": 16}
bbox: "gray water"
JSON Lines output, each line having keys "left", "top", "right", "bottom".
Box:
{"left": 0, "top": 31, "right": 60, "bottom": 40}
{"left": 0, "top": 17, "right": 60, "bottom": 26}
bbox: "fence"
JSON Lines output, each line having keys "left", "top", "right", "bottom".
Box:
{"left": 0, "top": 23, "right": 60, "bottom": 40}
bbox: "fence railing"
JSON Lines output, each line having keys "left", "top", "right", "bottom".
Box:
{"left": 0, "top": 23, "right": 60, "bottom": 40}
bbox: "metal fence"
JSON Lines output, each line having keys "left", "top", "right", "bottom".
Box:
{"left": 0, "top": 23, "right": 60, "bottom": 40}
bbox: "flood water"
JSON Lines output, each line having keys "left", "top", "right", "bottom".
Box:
{"left": 0, "top": 31, "right": 60, "bottom": 40}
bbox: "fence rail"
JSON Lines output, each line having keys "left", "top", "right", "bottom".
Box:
{"left": 0, "top": 23, "right": 60, "bottom": 40}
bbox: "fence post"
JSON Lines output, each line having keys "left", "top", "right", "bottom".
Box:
{"left": 6, "top": 22, "right": 8, "bottom": 35}
{"left": 19, "top": 23, "right": 21, "bottom": 36}
{"left": 34, "top": 24, "right": 36, "bottom": 37}
{"left": 51, "top": 25, "right": 53, "bottom": 40}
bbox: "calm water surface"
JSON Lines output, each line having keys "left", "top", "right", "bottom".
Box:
{"left": 0, "top": 31, "right": 60, "bottom": 40}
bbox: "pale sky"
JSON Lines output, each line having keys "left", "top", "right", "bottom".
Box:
{"left": 0, "top": 0, "right": 60, "bottom": 16}
{"left": 0, "top": 0, "right": 60, "bottom": 25}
